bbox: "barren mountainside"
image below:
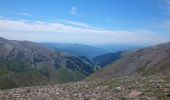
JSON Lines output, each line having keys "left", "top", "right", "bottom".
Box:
{"left": 88, "top": 42, "right": 170, "bottom": 80}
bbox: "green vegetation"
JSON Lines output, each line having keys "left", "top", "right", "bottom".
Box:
{"left": 0, "top": 67, "right": 8, "bottom": 75}
{"left": 0, "top": 74, "right": 17, "bottom": 90}
{"left": 4, "top": 60, "right": 31, "bottom": 73}
{"left": 55, "top": 67, "right": 86, "bottom": 83}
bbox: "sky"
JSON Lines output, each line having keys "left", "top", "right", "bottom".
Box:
{"left": 0, "top": 0, "right": 170, "bottom": 45}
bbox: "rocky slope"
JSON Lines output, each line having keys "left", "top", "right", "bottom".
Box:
{"left": 88, "top": 42, "right": 170, "bottom": 80}
{"left": 0, "top": 75, "right": 169, "bottom": 100}
{"left": 0, "top": 37, "right": 94, "bottom": 90}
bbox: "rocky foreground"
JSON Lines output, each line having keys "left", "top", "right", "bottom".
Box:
{"left": 0, "top": 75, "right": 170, "bottom": 100}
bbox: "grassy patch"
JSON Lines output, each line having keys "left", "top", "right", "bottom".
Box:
{"left": 0, "top": 67, "right": 8, "bottom": 75}
{"left": 0, "top": 74, "right": 17, "bottom": 90}
{"left": 55, "top": 67, "right": 86, "bottom": 83}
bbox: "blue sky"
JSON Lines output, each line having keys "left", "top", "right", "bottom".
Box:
{"left": 0, "top": 0, "right": 170, "bottom": 45}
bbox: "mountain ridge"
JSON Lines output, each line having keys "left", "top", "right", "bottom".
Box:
{"left": 0, "top": 37, "right": 95, "bottom": 90}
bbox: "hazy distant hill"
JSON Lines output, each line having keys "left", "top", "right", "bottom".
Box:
{"left": 97, "top": 44, "right": 143, "bottom": 52}
{"left": 42, "top": 43, "right": 108, "bottom": 59}
{"left": 88, "top": 42, "right": 170, "bottom": 80}
{"left": 93, "top": 52, "right": 122, "bottom": 67}
{"left": 0, "top": 37, "right": 95, "bottom": 90}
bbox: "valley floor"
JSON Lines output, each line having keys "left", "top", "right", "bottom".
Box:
{"left": 0, "top": 75, "right": 170, "bottom": 100}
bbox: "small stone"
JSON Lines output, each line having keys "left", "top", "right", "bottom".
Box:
{"left": 115, "top": 87, "right": 122, "bottom": 92}
{"left": 116, "top": 87, "right": 121, "bottom": 90}
{"left": 162, "top": 88, "right": 170, "bottom": 93}
{"left": 127, "top": 86, "right": 131, "bottom": 89}
{"left": 129, "top": 90, "right": 144, "bottom": 98}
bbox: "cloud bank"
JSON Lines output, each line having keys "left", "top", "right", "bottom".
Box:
{"left": 0, "top": 18, "right": 169, "bottom": 45}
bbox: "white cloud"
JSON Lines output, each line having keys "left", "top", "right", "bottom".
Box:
{"left": 54, "top": 18, "right": 90, "bottom": 28}
{"left": 157, "top": 0, "right": 170, "bottom": 29}
{"left": 8, "top": 12, "right": 32, "bottom": 17}
{"left": 16, "top": 12, "right": 32, "bottom": 16}
{"left": 158, "top": 20, "right": 170, "bottom": 28}
{"left": 164, "top": 0, "right": 170, "bottom": 15}
{"left": 70, "top": 6, "right": 80, "bottom": 16}
{"left": 166, "top": 0, "right": 170, "bottom": 6}
{"left": 53, "top": 18, "right": 103, "bottom": 29}
{"left": 0, "top": 18, "right": 169, "bottom": 45}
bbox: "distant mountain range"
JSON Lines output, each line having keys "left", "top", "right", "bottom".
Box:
{"left": 96, "top": 44, "right": 143, "bottom": 52}
{"left": 0, "top": 37, "right": 95, "bottom": 89}
{"left": 87, "top": 42, "right": 170, "bottom": 80}
{"left": 42, "top": 43, "right": 108, "bottom": 60}
{"left": 42, "top": 43, "right": 142, "bottom": 60}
